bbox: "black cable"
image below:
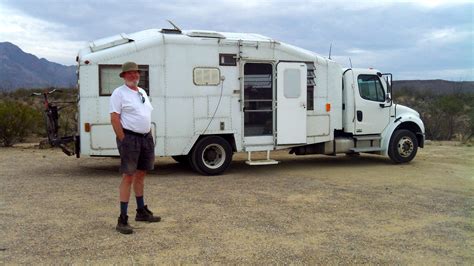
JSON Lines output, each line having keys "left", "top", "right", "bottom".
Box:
{"left": 201, "top": 77, "right": 225, "bottom": 135}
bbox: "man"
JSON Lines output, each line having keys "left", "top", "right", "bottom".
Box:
{"left": 109, "top": 61, "right": 160, "bottom": 234}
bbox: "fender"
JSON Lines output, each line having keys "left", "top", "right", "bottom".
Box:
{"left": 380, "top": 107, "right": 425, "bottom": 156}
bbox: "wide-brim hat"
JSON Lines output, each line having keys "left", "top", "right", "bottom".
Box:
{"left": 119, "top": 61, "right": 140, "bottom": 77}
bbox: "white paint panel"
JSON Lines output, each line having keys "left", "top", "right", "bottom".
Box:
{"left": 194, "top": 117, "right": 232, "bottom": 134}
{"left": 165, "top": 98, "right": 194, "bottom": 137}
{"left": 90, "top": 124, "right": 116, "bottom": 150}
{"left": 307, "top": 115, "right": 330, "bottom": 136}
{"left": 207, "top": 96, "right": 231, "bottom": 117}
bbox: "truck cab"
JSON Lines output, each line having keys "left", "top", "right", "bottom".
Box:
{"left": 341, "top": 68, "right": 425, "bottom": 162}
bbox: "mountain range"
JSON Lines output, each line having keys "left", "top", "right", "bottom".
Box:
{"left": 0, "top": 42, "right": 76, "bottom": 91}
{"left": 0, "top": 41, "right": 472, "bottom": 93}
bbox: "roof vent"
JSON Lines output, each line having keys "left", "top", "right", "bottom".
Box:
{"left": 89, "top": 33, "right": 133, "bottom": 52}
{"left": 161, "top": 19, "right": 182, "bottom": 34}
{"left": 186, "top": 30, "right": 226, "bottom": 39}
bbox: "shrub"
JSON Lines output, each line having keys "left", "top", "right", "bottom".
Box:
{"left": 0, "top": 101, "right": 41, "bottom": 146}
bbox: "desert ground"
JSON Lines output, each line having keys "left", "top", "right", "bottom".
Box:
{"left": 0, "top": 142, "right": 473, "bottom": 264}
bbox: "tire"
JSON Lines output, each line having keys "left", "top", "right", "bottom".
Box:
{"left": 44, "top": 112, "right": 57, "bottom": 144}
{"left": 171, "top": 155, "right": 189, "bottom": 164}
{"left": 189, "top": 136, "right": 233, "bottom": 175}
{"left": 388, "top": 129, "right": 418, "bottom": 163}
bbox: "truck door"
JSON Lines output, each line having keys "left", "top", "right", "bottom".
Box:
{"left": 354, "top": 74, "right": 390, "bottom": 134}
{"left": 276, "top": 62, "right": 307, "bottom": 144}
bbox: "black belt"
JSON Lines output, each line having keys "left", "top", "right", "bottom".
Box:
{"left": 123, "top": 128, "right": 150, "bottom": 137}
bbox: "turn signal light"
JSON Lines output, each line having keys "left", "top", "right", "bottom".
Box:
{"left": 84, "top": 123, "right": 91, "bottom": 132}
{"left": 326, "top": 103, "right": 331, "bottom": 112}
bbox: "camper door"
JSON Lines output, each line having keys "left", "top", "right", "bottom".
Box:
{"left": 276, "top": 62, "right": 307, "bottom": 145}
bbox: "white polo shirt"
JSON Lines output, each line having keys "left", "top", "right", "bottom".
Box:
{"left": 109, "top": 84, "right": 153, "bottom": 134}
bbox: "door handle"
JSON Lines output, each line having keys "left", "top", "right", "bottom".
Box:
{"left": 357, "top": 110, "right": 363, "bottom": 121}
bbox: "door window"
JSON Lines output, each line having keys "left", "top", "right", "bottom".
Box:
{"left": 283, "top": 69, "right": 301, "bottom": 98}
{"left": 244, "top": 63, "right": 273, "bottom": 136}
{"left": 357, "top": 75, "right": 385, "bottom": 102}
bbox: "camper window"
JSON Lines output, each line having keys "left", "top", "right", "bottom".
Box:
{"left": 99, "top": 64, "right": 149, "bottom": 96}
{"left": 193, "top": 67, "right": 221, "bottom": 86}
{"left": 306, "top": 62, "right": 316, "bottom": 110}
{"left": 219, "top": 54, "right": 237, "bottom": 66}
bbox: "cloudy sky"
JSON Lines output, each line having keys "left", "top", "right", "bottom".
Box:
{"left": 0, "top": 0, "right": 472, "bottom": 80}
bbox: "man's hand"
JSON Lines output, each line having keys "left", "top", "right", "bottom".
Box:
{"left": 110, "top": 112, "right": 125, "bottom": 141}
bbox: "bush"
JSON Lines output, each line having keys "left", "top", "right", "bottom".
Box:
{"left": 0, "top": 101, "right": 42, "bottom": 147}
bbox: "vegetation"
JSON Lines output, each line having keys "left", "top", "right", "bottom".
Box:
{"left": 395, "top": 87, "right": 473, "bottom": 142}
{"left": 0, "top": 85, "right": 472, "bottom": 147}
{"left": 0, "top": 88, "right": 78, "bottom": 147}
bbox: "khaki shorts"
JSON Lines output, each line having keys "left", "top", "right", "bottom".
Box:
{"left": 116, "top": 132, "right": 155, "bottom": 174}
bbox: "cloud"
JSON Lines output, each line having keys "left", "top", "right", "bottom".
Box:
{"left": 0, "top": 0, "right": 472, "bottom": 80}
{"left": 0, "top": 4, "right": 85, "bottom": 65}
{"left": 418, "top": 27, "right": 472, "bottom": 45}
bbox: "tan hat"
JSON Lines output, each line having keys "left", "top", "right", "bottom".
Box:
{"left": 119, "top": 61, "right": 140, "bottom": 77}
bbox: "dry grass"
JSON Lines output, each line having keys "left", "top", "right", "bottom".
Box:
{"left": 0, "top": 143, "right": 473, "bottom": 264}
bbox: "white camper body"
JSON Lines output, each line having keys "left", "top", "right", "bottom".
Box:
{"left": 76, "top": 28, "right": 425, "bottom": 175}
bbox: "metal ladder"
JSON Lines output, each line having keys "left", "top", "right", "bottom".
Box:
{"left": 245, "top": 150, "right": 279, "bottom": 165}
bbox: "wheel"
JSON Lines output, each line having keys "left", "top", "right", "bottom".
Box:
{"left": 189, "top": 136, "right": 233, "bottom": 175}
{"left": 388, "top": 129, "right": 418, "bottom": 163}
{"left": 171, "top": 155, "right": 189, "bottom": 164}
{"left": 44, "top": 111, "right": 57, "bottom": 143}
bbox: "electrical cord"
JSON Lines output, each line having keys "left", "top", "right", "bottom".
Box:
{"left": 201, "top": 76, "right": 225, "bottom": 135}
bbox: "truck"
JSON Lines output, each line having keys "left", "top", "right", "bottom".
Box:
{"left": 65, "top": 25, "right": 425, "bottom": 175}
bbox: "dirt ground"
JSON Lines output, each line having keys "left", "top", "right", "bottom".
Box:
{"left": 0, "top": 142, "right": 473, "bottom": 264}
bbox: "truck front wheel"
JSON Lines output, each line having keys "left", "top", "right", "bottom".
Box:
{"left": 189, "top": 136, "right": 233, "bottom": 175}
{"left": 388, "top": 129, "right": 418, "bottom": 163}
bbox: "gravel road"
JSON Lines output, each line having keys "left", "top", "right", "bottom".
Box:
{"left": 0, "top": 142, "right": 473, "bottom": 264}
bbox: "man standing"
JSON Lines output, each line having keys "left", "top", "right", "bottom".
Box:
{"left": 109, "top": 61, "right": 160, "bottom": 234}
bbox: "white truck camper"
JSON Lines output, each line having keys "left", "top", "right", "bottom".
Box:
{"left": 74, "top": 26, "right": 425, "bottom": 175}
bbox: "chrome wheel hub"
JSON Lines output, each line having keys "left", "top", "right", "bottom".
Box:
{"left": 202, "top": 144, "right": 226, "bottom": 169}
{"left": 397, "top": 137, "right": 414, "bottom": 158}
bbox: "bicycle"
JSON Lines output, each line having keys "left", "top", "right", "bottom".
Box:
{"left": 31, "top": 89, "right": 79, "bottom": 156}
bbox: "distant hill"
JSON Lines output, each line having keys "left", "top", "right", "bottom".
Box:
{"left": 394, "top": 80, "right": 474, "bottom": 94}
{"left": 0, "top": 41, "right": 472, "bottom": 94}
{"left": 0, "top": 42, "right": 76, "bottom": 91}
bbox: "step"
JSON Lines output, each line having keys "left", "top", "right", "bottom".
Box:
{"left": 350, "top": 147, "right": 384, "bottom": 153}
{"left": 245, "top": 150, "right": 279, "bottom": 166}
{"left": 245, "top": 159, "right": 279, "bottom": 166}
{"left": 244, "top": 145, "right": 274, "bottom": 152}
{"left": 354, "top": 134, "right": 382, "bottom": 141}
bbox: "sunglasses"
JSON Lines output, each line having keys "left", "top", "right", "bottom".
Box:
{"left": 138, "top": 91, "right": 145, "bottom": 103}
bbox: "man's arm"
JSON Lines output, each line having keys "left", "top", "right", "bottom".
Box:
{"left": 111, "top": 112, "right": 125, "bottom": 141}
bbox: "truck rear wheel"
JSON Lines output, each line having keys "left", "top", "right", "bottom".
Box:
{"left": 189, "top": 136, "right": 233, "bottom": 175}
{"left": 388, "top": 129, "right": 418, "bottom": 163}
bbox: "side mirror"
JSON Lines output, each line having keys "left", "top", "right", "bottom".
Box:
{"left": 386, "top": 93, "right": 391, "bottom": 102}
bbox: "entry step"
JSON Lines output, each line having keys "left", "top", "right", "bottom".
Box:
{"left": 354, "top": 134, "right": 382, "bottom": 141}
{"left": 350, "top": 147, "right": 384, "bottom": 153}
{"left": 246, "top": 160, "right": 279, "bottom": 166}
{"left": 245, "top": 150, "right": 279, "bottom": 166}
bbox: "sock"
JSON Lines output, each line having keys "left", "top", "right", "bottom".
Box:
{"left": 136, "top": 196, "right": 145, "bottom": 209}
{"left": 120, "top": 201, "right": 128, "bottom": 216}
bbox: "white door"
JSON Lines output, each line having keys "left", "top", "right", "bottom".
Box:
{"left": 354, "top": 74, "right": 390, "bottom": 134}
{"left": 276, "top": 62, "right": 307, "bottom": 144}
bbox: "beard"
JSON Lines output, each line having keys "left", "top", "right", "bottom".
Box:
{"left": 126, "top": 79, "right": 140, "bottom": 87}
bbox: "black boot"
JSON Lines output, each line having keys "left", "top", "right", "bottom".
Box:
{"left": 136, "top": 205, "right": 161, "bottom": 222}
{"left": 116, "top": 214, "right": 133, "bottom": 234}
